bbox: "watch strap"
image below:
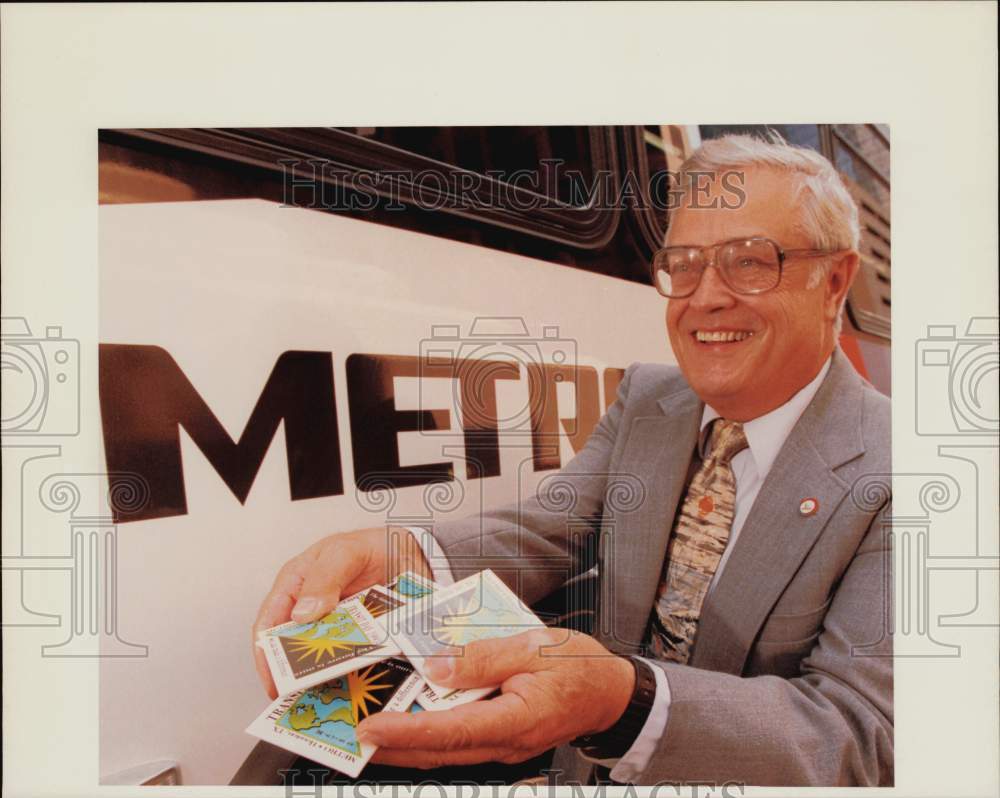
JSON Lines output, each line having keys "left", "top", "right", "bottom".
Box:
{"left": 570, "top": 656, "right": 657, "bottom": 759}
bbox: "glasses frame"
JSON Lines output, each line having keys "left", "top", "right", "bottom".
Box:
{"left": 651, "top": 236, "right": 845, "bottom": 299}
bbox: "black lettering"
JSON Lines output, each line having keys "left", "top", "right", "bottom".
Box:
{"left": 99, "top": 346, "right": 344, "bottom": 523}
{"left": 451, "top": 356, "right": 520, "bottom": 479}
{"left": 347, "top": 354, "right": 452, "bottom": 490}
{"left": 347, "top": 353, "right": 518, "bottom": 489}
{"left": 527, "top": 364, "right": 599, "bottom": 471}
{"left": 602, "top": 367, "right": 626, "bottom": 412}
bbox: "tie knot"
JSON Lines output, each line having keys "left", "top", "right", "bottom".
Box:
{"left": 707, "top": 419, "right": 748, "bottom": 465}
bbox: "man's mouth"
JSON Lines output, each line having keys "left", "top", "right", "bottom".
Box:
{"left": 693, "top": 330, "right": 755, "bottom": 344}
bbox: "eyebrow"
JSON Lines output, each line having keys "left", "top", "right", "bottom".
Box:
{"left": 661, "top": 235, "right": 772, "bottom": 248}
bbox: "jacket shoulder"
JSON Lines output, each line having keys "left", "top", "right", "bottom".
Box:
{"left": 859, "top": 380, "right": 892, "bottom": 469}
{"left": 619, "top": 361, "right": 692, "bottom": 405}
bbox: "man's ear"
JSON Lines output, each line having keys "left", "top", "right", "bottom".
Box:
{"left": 824, "top": 251, "right": 860, "bottom": 323}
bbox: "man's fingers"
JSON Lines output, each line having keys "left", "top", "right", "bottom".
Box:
{"left": 293, "top": 540, "right": 369, "bottom": 622}
{"left": 371, "top": 746, "right": 520, "bottom": 769}
{"left": 253, "top": 646, "right": 277, "bottom": 700}
{"left": 251, "top": 529, "right": 387, "bottom": 696}
{"left": 425, "top": 629, "right": 550, "bottom": 689}
{"left": 252, "top": 561, "right": 303, "bottom": 696}
{"left": 358, "top": 691, "right": 533, "bottom": 751}
{"left": 254, "top": 584, "right": 297, "bottom": 635}
{"left": 253, "top": 593, "right": 293, "bottom": 697}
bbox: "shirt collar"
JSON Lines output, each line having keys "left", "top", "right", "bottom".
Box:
{"left": 699, "top": 357, "right": 832, "bottom": 479}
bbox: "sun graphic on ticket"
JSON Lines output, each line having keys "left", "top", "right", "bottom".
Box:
{"left": 247, "top": 658, "right": 424, "bottom": 777}
{"left": 283, "top": 629, "right": 371, "bottom": 666}
{"left": 384, "top": 570, "right": 546, "bottom": 711}
{"left": 347, "top": 663, "right": 396, "bottom": 723}
{"left": 429, "top": 593, "right": 526, "bottom": 647}
{"left": 276, "top": 608, "right": 381, "bottom": 672}
{"left": 257, "top": 596, "right": 401, "bottom": 696}
{"left": 429, "top": 588, "right": 536, "bottom": 649}
{"left": 430, "top": 593, "right": 484, "bottom": 647}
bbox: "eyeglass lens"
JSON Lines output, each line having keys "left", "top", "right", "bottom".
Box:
{"left": 655, "top": 238, "right": 782, "bottom": 297}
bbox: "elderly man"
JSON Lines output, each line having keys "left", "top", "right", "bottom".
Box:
{"left": 253, "top": 135, "right": 892, "bottom": 786}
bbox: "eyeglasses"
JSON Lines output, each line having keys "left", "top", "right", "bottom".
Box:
{"left": 651, "top": 237, "right": 844, "bottom": 299}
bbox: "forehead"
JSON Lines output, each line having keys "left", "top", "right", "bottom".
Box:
{"left": 666, "top": 166, "right": 812, "bottom": 248}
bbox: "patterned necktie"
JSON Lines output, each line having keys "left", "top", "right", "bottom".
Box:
{"left": 649, "top": 418, "right": 749, "bottom": 663}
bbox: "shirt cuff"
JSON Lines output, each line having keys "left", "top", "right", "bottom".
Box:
{"left": 607, "top": 657, "right": 671, "bottom": 783}
{"left": 403, "top": 527, "right": 455, "bottom": 587}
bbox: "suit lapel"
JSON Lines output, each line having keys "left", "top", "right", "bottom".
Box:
{"left": 690, "top": 350, "right": 867, "bottom": 674}
{"left": 600, "top": 386, "right": 702, "bottom": 655}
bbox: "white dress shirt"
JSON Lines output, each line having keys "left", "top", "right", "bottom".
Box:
{"left": 410, "top": 357, "right": 832, "bottom": 782}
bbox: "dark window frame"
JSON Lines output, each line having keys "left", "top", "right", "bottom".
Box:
{"left": 619, "top": 125, "right": 668, "bottom": 260}
{"left": 111, "top": 126, "right": 622, "bottom": 250}
{"left": 830, "top": 124, "right": 891, "bottom": 187}
{"left": 823, "top": 125, "right": 891, "bottom": 340}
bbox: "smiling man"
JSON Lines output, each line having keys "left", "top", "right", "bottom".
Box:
{"left": 253, "top": 135, "right": 893, "bottom": 786}
{"left": 662, "top": 164, "right": 855, "bottom": 423}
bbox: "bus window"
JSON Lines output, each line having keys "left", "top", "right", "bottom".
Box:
{"left": 618, "top": 125, "right": 700, "bottom": 260}
{"left": 345, "top": 126, "right": 597, "bottom": 207}
{"left": 112, "top": 127, "right": 618, "bottom": 250}
{"left": 699, "top": 124, "right": 823, "bottom": 153}
{"left": 100, "top": 127, "right": 649, "bottom": 284}
{"left": 824, "top": 125, "right": 891, "bottom": 342}
{"left": 831, "top": 124, "right": 890, "bottom": 208}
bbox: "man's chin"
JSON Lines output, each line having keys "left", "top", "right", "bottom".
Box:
{"left": 677, "top": 346, "right": 756, "bottom": 382}
{"left": 684, "top": 373, "right": 750, "bottom": 405}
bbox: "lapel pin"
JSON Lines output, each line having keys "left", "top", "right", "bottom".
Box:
{"left": 698, "top": 495, "right": 714, "bottom": 518}
{"left": 799, "top": 497, "right": 818, "bottom": 516}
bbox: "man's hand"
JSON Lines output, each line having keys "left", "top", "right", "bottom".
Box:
{"left": 356, "top": 628, "right": 635, "bottom": 769}
{"left": 252, "top": 526, "right": 432, "bottom": 698}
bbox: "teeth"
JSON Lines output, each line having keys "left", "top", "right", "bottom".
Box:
{"left": 695, "top": 330, "right": 754, "bottom": 343}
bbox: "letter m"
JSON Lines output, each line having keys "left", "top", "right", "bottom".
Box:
{"left": 99, "top": 345, "right": 343, "bottom": 523}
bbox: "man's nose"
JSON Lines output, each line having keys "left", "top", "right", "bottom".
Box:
{"left": 688, "top": 262, "right": 737, "bottom": 311}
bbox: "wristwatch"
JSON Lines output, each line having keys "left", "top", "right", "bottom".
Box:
{"left": 570, "top": 656, "right": 657, "bottom": 759}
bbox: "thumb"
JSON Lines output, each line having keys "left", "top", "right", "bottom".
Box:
{"left": 425, "top": 628, "right": 551, "bottom": 688}
{"left": 293, "top": 539, "right": 368, "bottom": 622}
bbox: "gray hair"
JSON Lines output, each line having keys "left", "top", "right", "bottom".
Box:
{"left": 673, "top": 132, "right": 860, "bottom": 335}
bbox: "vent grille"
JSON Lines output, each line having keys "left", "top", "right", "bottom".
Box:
{"left": 846, "top": 178, "right": 891, "bottom": 339}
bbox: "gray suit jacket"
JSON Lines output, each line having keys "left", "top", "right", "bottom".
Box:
{"left": 433, "top": 349, "right": 893, "bottom": 786}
